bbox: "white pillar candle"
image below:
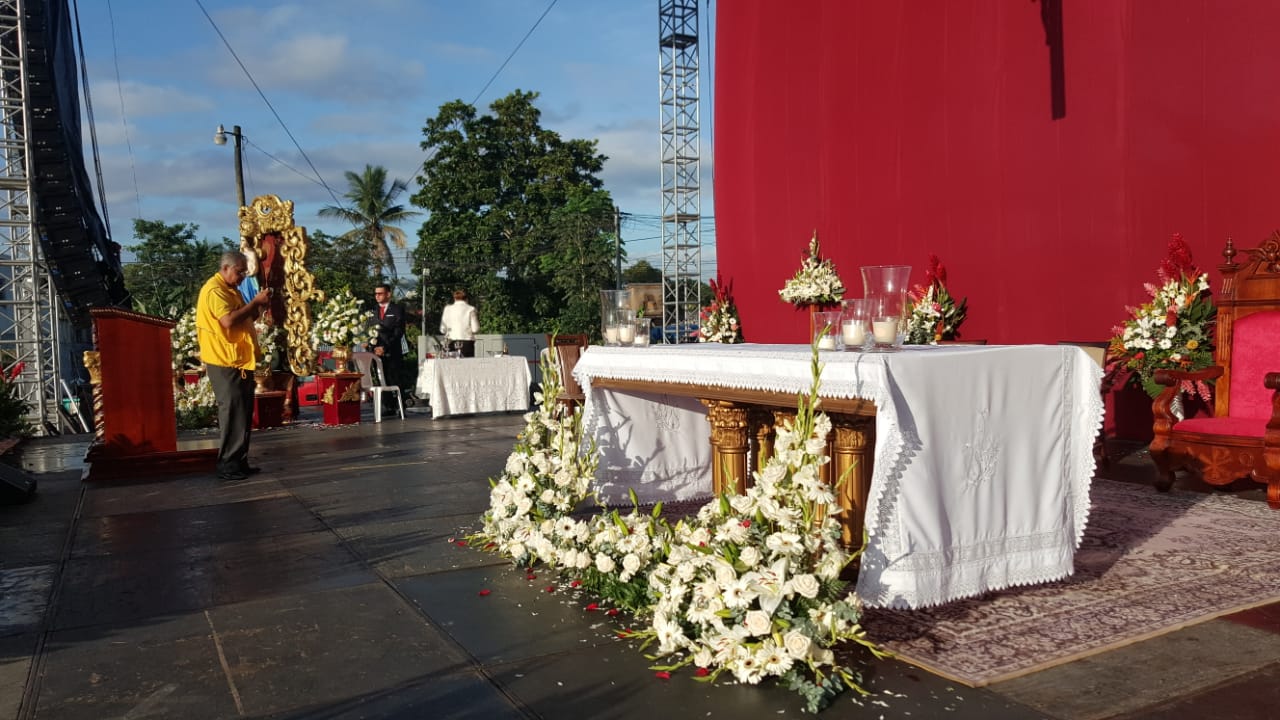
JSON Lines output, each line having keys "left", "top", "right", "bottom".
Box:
{"left": 872, "top": 320, "right": 898, "bottom": 344}
{"left": 817, "top": 335, "right": 836, "bottom": 350}
{"left": 604, "top": 326, "right": 619, "bottom": 344}
{"left": 633, "top": 332, "right": 649, "bottom": 346}
{"left": 618, "top": 324, "right": 635, "bottom": 344}
{"left": 842, "top": 322, "right": 865, "bottom": 346}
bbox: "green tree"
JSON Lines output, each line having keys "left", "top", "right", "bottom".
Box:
{"left": 411, "top": 89, "right": 618, "bottom": 336}
{"left": 123, "top": 219, "right": 230, "bottom": 317}
{"left": 304, "top": 229, "right": 378, "bottom": 305}
{"left": 623, "top": 260, "right": 662, "bottom": 284}
{"left": 318, "top": 164, "right": 420, "bottom": 280}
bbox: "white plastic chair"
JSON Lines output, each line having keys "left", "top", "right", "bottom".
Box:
{"left": 351, "top": 351, "right": 404, "bottom": 422}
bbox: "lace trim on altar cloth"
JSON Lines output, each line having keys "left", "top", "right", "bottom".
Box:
{"left": 574, "top": 344, "right": 1106, "bottom": 610}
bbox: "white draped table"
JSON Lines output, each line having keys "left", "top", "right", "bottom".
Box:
{"left": 417, "top": 356, "right": 532, "bottom": 419}
{"left": 573, "top": 344, "right": 1103, "bottom": 609}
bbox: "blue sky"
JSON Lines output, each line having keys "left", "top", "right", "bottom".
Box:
{"left": 75, "top": 0, "right": 716, "bottom": 277}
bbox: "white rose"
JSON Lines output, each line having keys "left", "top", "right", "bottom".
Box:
{"left": 783, "top": 630, "right": 811, "bottom": 659}
{"left": 595, "top": 553, "right": 616, "bottom": 574}
{"left": 743, "top": 610, "right": 772, "bottom": 637}
{"left": 739, "top": 545, "right": 762, "bottom": 568}
{"left": 622, "top": 553, "right": 642, "bottom": 576}
{"left": 789, "top": 574, "right": 820, "bottom": 599}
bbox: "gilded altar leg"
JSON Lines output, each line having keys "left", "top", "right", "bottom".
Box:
{"left": 749, "top": 408, "right": 777, "bottom": 483}
{"left": 702, "top": 400, "right": 749, "bottom": 495}
{"left": 831, "top": 415, "right": 875, "bottom": 549}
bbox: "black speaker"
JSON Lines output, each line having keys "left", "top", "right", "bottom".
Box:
{"left": 0, "top": 463, "right": 37, "bottom": 505}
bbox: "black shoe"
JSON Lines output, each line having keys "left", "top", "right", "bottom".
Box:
{"left": 241, "top": 466, "right": 262, "bottom": 475}
{"left": 218, "top": 471, "right": 248, "bottom": 481}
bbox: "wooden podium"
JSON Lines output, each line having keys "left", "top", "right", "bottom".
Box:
{"left": 83, "top": 309, "right": 217, "bottom": 480}
{"left": 317, "top": 372, "right": 362, "bottom": 425}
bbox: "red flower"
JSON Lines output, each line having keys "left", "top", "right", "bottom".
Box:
{"left": 544, "top": 585, "right": 556, "bottom": 593}
{"left": 585, "top": 602, "right": 599, "bottom": 611}
{"left": 5, "top": 362, "right": 24, "bottom": 382}
{"left": 570, "top": 580, "right": 582, "bottom": 588}
{"left": 606, "top": 608, "right": 619, "bottom": 616}
{"left": 478, "top": 589, "right": 491, "bottom": 596}
{"left": 740, "top": 520, "right": 751, "bottom": 528}
{"left": 526, "top": 573, "right": 537, "bottom": 580}
{"left": 654, "top": 671, "right": 671, "bottom": 680}
{"left": 694, "top": 667, "right": 710, "bottom": 677}
{"left": 454, "top": 540, "right": 467, "bottom": 547}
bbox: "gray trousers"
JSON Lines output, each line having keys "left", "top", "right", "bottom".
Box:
{"left": 206, "top": 364, "right": 255, "bottom": 474}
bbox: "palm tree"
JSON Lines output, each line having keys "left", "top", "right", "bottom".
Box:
{"left": 318, "top": 165, "right": 420, "bottom": 279}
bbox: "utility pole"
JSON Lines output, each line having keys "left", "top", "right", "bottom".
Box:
{"left": 214, "top": 124, "right": 246, "bottom": 207}
{"left": 614, "top": 206, "right": 623, "bottom": 292}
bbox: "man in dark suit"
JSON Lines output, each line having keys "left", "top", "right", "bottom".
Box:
{"left": 370, "top": 284, "right": 405, "bottom": 412}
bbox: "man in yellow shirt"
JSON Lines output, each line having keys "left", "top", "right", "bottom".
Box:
{"left": 197, "top": 251, "right": 272, "bottom": 480}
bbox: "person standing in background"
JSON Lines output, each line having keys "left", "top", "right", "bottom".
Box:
{"left": 440, "top": 288, "right": 479, "bottom": 358}
{"left": 370, "top": 284, "right": 406, "bottom": 406}
{"left": 197, "top": 251, "right": 271, "bottom": 481}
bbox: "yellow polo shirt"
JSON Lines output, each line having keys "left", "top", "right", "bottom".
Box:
{"left": 196, "top": 273, "right": 258, "bottom": 370}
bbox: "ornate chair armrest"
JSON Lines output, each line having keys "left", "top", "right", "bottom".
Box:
{"left": 1152, "top": 365, "right": 1223, "bottom": 429}
{"left": 1153, "top": 366, "right": 1224, "bottom": 386}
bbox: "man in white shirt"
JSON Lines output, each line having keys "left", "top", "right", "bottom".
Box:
{"left": 439, "top": 288, "right": 480, "bottom": 357}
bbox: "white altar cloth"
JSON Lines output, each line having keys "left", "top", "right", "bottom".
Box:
{"left": 573, "top": 344, "right": 1104, "bottom": 609}
{"left": 417, "top": 356, "right": 532, "bottom": 419}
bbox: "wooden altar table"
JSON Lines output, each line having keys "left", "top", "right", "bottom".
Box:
{"left": 573, "top": 343, "right": 1104, "bottom": 609}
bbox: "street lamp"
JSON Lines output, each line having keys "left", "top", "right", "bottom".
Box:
{"left": 213, "top": 124, "right": 246, "bottom": 208}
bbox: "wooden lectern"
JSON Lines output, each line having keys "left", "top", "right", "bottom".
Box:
{"left": 83, "top": 308, "right": 217, "bottom": 480}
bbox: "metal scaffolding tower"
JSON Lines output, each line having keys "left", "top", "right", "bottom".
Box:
{"left": 658, "top": 0, "right": 700, "bottom": 342}
{"left": 0, "top": 0, "right": 65, "bottom": 434}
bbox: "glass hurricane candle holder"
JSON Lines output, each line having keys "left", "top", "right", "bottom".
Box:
{"left": 861, "top": 265, "right": 911, "bottom": 351}
{"left": 633, "top": 317, "right": 651, "bottom": 346}
{"left": 841, "top": 298, "right": 870, "bottom": 351}
{"left": 600, "top": 289, "right": 632, "bottom": 346}
{"left": 813, "top": 310, "right": 844, "bottom": 351}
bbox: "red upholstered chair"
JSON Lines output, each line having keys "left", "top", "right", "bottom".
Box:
{"left": 1149, "top": 235, "right": 1280, "bottom": 508}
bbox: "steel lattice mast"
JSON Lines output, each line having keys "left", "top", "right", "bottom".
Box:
{"left": 658, "top": 0, "right": 700, "bottom": 342}
{"left": 0, "top": 0, "right": 64, "bottom": 434}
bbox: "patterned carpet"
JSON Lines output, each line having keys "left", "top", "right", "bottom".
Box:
{"left": 862, "top": 479, "right": 1280, "bottom": 686}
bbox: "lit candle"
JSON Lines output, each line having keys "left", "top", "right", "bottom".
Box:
{"left": 604, "top": 326, "right": 619, "bottom": 344}
{"left": 872, "top": 320, "right": 897, "bottom": 344}
{"left": 633, "top": 331, "right": 649, "bottom": 346}
{"left": 619, "top": 324, "right": 635, "bottom": 344}
{"left": 842, "top": 321, "right": 865, "bottom": 346}
{"left": 817, "top": 335, "right": 836, "bottom": 350}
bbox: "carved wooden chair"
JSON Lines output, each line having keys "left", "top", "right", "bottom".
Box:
{"left": 1149, "top": 235, "right": 1280, "bottom": 509}
{"left": 545, "top": 334, "right": 590, "bottom": 408}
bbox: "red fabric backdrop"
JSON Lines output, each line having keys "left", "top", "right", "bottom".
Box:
{"left": 714, "top": 1, "right": 1280, "bottom": 345}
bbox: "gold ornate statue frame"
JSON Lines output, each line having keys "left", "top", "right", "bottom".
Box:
{"left": 238, "top": 194, "right": 323, "bottom": 376}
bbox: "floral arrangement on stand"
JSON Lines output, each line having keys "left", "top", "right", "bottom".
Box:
{"left": 171, "top": 308, "right": 200, "bottom": 373}
{"left": 1108, "top": 233, "right": 1216, "bottom": 400}
{"left": 779, "top": 232, "right": 846, "bottom": 307}
{"left": 471, "top": 341, "right": 883, "bottom": 712}
{"left": 904, "top": 254, "right": 968, "bottom": 345}
{"left": 0, "top": 361, "right": 33, "bottom": 438}
{"left": 309, "top": 288, "right": 376, "bottom": 350}
{"left": 253, "top": 318, "right": 282, "bottom": 371}
{"left": 696, "top": 275, "right": 744, "bottom": 343}
{"left": 174, "top": 375, "right": 217, "bottom": 430}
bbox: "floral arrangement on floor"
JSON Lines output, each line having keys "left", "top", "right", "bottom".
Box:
{"left": 904, "top": 254, "right": 968, "bottom": 345}
{"left": 174, "top": 375, "right": 217, "bottom": 430}
{"left": 172, "top": 307, "right": 200, "bottom": 372}
{"left": 779, "top": 232, "right": 846, "bottom": 307}
{"left": 697, "top": 275, "right": 744, "bottom": 343}
{"left": 309, "top": 288, "right": 376, "bottom": 350}
{"left": 472, "top": 341, "right": 883, "bottom": 712}
{"left": 1108, "top": 233, "right": 1216, "bottom": 399}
